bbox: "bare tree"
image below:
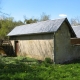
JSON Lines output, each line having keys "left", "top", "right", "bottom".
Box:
{"left": 71, "top": 17, "right": 80, "bottom": 26}
{"left": 23, "top": 12, "right": 50, "bottom": 24}
{"left": 40, "top": 12, "right": 50, "bottom": 21}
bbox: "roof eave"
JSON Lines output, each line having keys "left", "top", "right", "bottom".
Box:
{"left": 8, "top": 31, "right": 54, "bottom": 37}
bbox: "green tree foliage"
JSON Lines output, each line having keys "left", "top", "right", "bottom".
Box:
{"left": 0, "top": 17, "right": 24, "bottom": 39}
{"left": 0, "top": 2, "right": 24, "bottom": 39}
{"left": 24, "top": 18, "right": 38, "bottom": 24}
{"left": 24, "top": 13, "right": 50, "bottom": 24}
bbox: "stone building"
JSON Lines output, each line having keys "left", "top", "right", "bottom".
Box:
{"left": 8, "top": 18, "right": 77, "bottom": 63}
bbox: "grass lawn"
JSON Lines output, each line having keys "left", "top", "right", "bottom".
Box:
{"left": 0, "top": 56, "right": 80, "bottom": 80}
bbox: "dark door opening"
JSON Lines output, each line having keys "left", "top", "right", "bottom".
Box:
{"left": 15, "top": 41, "right": 19, "bottom": 56}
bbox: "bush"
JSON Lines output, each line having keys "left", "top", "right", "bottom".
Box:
{"left": 44, "top": 58, "right": 52, "bottom": 64}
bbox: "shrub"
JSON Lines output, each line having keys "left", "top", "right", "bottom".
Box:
{"left": 44, "top": 58, "right": 52, "bottom": 64}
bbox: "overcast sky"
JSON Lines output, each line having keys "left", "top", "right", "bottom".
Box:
{"left": 1, "top": 0, "right": 80, "bottom": 21}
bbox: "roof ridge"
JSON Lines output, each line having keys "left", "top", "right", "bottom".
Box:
{"left": 15, "top": 18, "right": 66, "bottom": 27}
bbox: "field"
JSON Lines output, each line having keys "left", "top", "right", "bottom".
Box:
{"left": 0, "top": 56, "right": 80, "bottom": 80}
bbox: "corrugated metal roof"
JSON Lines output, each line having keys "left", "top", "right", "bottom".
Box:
{"left": 72, "top": 25, "right": 80, "bottom": 38}
{"left": 7, "top": 18, "right": 67, "bottom": 36}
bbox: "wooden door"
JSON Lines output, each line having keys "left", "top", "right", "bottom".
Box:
{"left": 15, "top": 41, "right": 19, "bottom": 56}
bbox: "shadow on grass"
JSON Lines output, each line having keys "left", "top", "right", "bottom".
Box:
{"left": 0, "top": 57, "right": 44, "bottom": 80}
{"left": 1, "top": 56, "right": 80, "bottom": 79}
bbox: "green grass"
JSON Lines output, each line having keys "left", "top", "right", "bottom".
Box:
{"left": 0, "top": 56, "right": 80, "bottom": 80}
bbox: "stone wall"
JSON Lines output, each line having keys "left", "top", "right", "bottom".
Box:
{"left": 54, "top": 22, "right": 72, "bottom": 63}
{"left": 71, "top": 45, "right": 80, "bottom": 59}
{"left": 10, "top": 33, "right": 54, "bottom": 61}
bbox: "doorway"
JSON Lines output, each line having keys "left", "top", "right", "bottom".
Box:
{"left": 15, "top": 41, "right": 19, "bottom": 56}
